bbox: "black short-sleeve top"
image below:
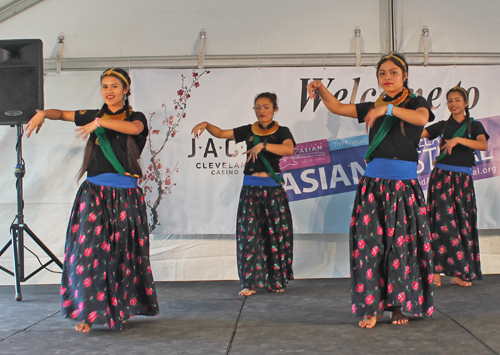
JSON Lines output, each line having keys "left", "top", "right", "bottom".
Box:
{"left": 425, "top": 118, "right": 489, "bottom": 167}
{"left": 233, "top": 123, "right": 295, "bottom": 175}
{"left": 74, "top": 107, "right": 148, "bottom": 177}
{"left": 355, "top": 95, "right": 435, "bottom": 162}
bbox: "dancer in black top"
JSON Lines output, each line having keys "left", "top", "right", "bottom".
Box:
{"left": 192, "top": 92, "right": 295, "bottom": 296}
{"left": 26, "top": 68, "right": 159, "bottom": 332}
{"left": 422, "top": 86, "right": 489, "bottom": 287}
{"left": 307, "top": 54, "right": 434, "bottom": 328}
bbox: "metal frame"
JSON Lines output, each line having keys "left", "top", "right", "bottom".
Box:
{"left": 41, "top": 52, "right": 500, "bottom": 72}
{"left": 0, "top": 0, "right": 44, "bottom": 23}
{"left": 0, "top": 125, "right": 62, "bottom": 301}
{"left": 388, "top": 0, "right": 397, "bottom": 53}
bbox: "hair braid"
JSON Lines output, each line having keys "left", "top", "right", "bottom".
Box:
{"left": 465, "top": 106, "right": 472, "bottom": 137}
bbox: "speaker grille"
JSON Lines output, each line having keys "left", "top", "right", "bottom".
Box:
{"left": 0, "top": 39, "right": 44, "bottom": 126}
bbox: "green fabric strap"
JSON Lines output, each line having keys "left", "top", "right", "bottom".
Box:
{"left": 94, "top": 127, "right": 126, "bottom": 176}
{"left": 435, "top": 117, "right": 474, "bottom": 163}
{"left": 364, "top": 94, "right": 416, "bottom": 162}
{"left": 253, "top": 134, "right": 284, "bottom": 185}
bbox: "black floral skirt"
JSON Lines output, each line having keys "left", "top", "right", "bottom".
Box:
{"left": 60, "top": 181, "right": 159, "bottom": 330}
{"left": 427, "top": 167, "right": 482, "bottom": 281}
{"left": 236, "top": 185, "right": 294, "bottom": 291}
{"left": 350, "top": 176, "right": 434, "bottom": 318}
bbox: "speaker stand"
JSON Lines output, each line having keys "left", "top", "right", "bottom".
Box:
{"left": 0, "top": 125, "right": 62, "bottom": 301}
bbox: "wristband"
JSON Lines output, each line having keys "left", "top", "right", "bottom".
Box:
{"left": 95, "top": 117, "right": 101, "bottom": 127}
{"left": 386, "top": 104, "right": 394, "bottom": 116}
{"left": 262, "top": 142, "right": 267, "bottom": 151}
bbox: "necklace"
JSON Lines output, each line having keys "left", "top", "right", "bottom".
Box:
{"left": 101, "top": 111, "right": 127, "bottom": 121}
{"left": 374, "top": 88, "right": 409, "bottom": 108}
{"left": 251, "top": 121, "right": 279, "bottom": 136}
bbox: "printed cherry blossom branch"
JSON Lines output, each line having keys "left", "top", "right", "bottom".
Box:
{"left": 139, "top": 69, "right": 209, "bottom": 233}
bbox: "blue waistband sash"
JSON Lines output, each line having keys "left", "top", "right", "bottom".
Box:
{"left": 435, "top": 163, "right": 473, "bottom": 175}
{"left": 86, "top": 173, "right": 138, "bottom": 188}
{"left": 364, "top": 158, "right": 418, "bottom": 180}
{"left": 243, "top": 175, "right": 282, "bottom": 187}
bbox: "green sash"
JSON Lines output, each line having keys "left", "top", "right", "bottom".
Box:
{"left": 94, "top": 127, "right": 128, "bottom": 176}
{"left": 93, "top": 111, "right": 139, "bottom": 178}
{"left": 252, "top": 134, "right": 284, "bottom": 185}
{"left": 434, "top": 117, "right": 474, "bottom": 163}
{"left": 364, "top": 94, "right": 416, "bottom": 162}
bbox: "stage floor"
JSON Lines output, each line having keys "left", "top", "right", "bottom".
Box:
{"left": 0, "top": 276, "right": 499, "bottom": 355}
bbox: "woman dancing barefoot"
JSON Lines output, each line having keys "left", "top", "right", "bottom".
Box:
{"left": 307, "top": 54, "right": 435, "bottom": 328}
{"left": 26, "top": 68, "right": 159, "bottom": 332}
{"left": 192, "top": 93, "right": 295, "bottom": 296}
{"left": 422, "top": 86, "right": 488, "bottom": 287}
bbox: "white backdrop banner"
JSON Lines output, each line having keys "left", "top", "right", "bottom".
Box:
{"left": 130, "top": 66, "right": 500, "bottom": 235}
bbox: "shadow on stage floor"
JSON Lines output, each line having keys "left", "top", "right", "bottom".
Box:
{"left": 0, "top": 276, "right": 499, "bottom": 355}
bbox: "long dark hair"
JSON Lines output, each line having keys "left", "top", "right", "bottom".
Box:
{"left": 77, "top": 68, "right": 143, "bottom": 180}
{"left": 438, "top": 86, "right": 471, "bottom": 152}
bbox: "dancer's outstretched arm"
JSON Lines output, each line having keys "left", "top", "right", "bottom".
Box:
{"left": 192, "top": 121, "right": 234, "bottom": 139}
{"left": 306, "top": 80, "right": 357, "bottom": 118}
{"left": 26, "top": 109, "right": 75, "bottom": 137}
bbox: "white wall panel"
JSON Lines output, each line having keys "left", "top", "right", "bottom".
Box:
{"left": 400, "top": 0, "right": 500, "bottom": 53}
{"left": 0, "top": 0, "right": 384, "bottom": 58}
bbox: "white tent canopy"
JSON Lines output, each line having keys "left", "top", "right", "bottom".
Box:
{"left": 0, "top": 0, "right": 499, "bottom": 285}
{"left": 2, "top": 0, "right": 500, "bottom": 69}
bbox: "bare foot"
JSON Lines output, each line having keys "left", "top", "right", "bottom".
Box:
{"left": 75, "top": 322, "right": 92, "bottom": 333}
{"left": 238, "top": 288, "right": 256, "bottom": 296}
{"left": 270, "top": 288, "right": 285, "bottom": 293}
{"left": 450, "top": 277, "right": 472, "bottom": 287}
{"left": 433, "top": 273, "right": 441, "bottom": 286}
{"left": 359, "top": 314, "right": 383, "bottom": 329}
{"left": 391, "top": 309, "right": 409, "bottom": 325}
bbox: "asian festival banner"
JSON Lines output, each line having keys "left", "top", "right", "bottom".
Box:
{"left": 129, "top": 66, "right": 500, "bottom": 236}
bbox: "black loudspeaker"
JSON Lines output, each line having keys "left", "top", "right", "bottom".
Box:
{"left": 0, "top": 39, "right": 44, "bottom": 126}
